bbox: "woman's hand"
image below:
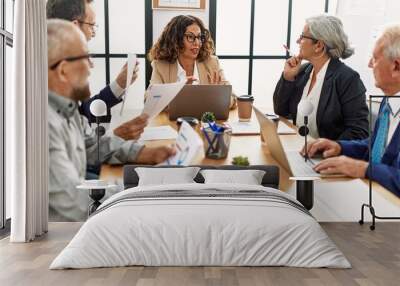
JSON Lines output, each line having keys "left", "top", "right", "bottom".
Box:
{"left": 186, "top": 76, "right": 198, "bottom": 84}
{"left": 283, "top": 56, "right": 302, "bottom": 81}
{"left": 207, "top": 70, "right": 224, "bottom": 84}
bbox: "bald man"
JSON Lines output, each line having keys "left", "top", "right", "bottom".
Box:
{"left": 47, "top": 19, "right": 175, "bottom": 221}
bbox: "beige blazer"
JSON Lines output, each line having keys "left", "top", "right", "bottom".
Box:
{"left": 147, "top": 55, "right": 237, "bottom": 109}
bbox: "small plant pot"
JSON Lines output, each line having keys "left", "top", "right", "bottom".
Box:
{"left": 201, "top": 126, "right": 232, "bottom": 159}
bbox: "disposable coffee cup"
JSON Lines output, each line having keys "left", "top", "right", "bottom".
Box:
{"left": 237, "top": 95, "right": 254, "bottom": 122}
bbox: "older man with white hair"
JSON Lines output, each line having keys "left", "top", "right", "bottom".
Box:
{"left": 304, "top": 24, "right": 400, "bottom": 196}
{"left": 47, "top": 19, "right": 175, "bottom": 221}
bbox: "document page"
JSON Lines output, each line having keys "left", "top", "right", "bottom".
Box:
{"left": 120, "top": 53, "right": 139, "bottom": 115}
{"left": 142, "top": 80, "right": 185, "bottom": 119}
{"left": 160, "top": 121, "right": 203, "bottom": 166}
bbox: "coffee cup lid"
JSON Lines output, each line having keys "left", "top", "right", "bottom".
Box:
{"left": 237, "top": 95, "right": 254, "bottom": 102}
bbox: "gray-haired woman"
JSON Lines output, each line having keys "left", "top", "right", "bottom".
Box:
{"left": 273, "top": 14, "right": 369, "bottom": 140}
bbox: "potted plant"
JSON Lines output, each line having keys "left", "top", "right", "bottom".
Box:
{"left": 201, "top": 111, "right": 216, "bottom": 125}
{"left": 231, "top": 156, "right": 250, "bottom": 166}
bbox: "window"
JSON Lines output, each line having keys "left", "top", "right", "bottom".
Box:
{"left": 1, "top": 0, "right": 14, "bottom": 231}
{"left": 212, "top": 0, "right": 331, "bottom": 107}
{"left": 89, "top": 0, "right": 150, "bottom": 111}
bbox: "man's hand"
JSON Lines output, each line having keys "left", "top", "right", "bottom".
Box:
{"left": 135, "top": 146, "right": 176, "bottom": 164}
{"left": 116, "top": 62, "right": 139, "bottom": 89}
{"left": 301, "top": 138, "right": 342, "bottom": 158}
{"left": 313, "top": 156, "right": 369, "bottom": 178}
{"left": 113, "top": 114, "right": 148, "bottom": 141}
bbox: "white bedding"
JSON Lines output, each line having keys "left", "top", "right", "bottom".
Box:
{"left": 50, "top": 183, "right": 350, "bottom": 269}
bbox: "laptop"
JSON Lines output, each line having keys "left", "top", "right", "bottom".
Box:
{"left": 253, "top": 106, "right": 324, "bottom": 178}
{"left": 168, "top": 84, "right": 232, "bottom": 120}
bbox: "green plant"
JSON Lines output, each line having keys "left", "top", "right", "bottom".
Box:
{"left": 201, "top": 112, "right": 216, "bottom": 123}
{"left": 231, "top": 156, "right": 250, "bottom": 166}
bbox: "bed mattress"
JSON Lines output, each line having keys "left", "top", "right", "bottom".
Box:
{"left": 50, "top": 183, "right": 350, "bottom": 269}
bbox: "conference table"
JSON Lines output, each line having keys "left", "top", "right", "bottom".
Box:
{"left": 101, "top": 108, "right": 400, "bottom": 222}
{"left": 102, "top": 109, "right": 293, "bottom": 189}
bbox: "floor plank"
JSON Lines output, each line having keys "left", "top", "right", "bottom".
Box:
{"left": 0, "top": 222, "right": 399, "bottom": 286}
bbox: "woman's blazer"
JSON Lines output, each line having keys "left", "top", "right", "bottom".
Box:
{"left": 273, "top": 58, "right": 369, "bottom": 140}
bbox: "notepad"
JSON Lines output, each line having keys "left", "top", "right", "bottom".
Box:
{"left": 227, "top": 121, "right": 260, "bottom": 135}
{"left": 227, "top": 120, "right": 296, "bottom": 135}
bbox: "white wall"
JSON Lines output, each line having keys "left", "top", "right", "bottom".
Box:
{"left": 336, "top": 0, "right": 400, "bottom": 97}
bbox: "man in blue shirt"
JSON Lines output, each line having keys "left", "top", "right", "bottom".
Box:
{"left": 304, "top": 25, "right": 400, "bottom": 196}
{"left": 47, "top": 0, "right": 141, "bottom": 141}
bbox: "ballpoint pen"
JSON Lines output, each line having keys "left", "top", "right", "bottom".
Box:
{"left": 283, "top": 44, "right": 294, "bottom": 57}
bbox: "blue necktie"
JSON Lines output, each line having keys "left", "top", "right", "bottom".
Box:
{"left": 371, "top": 101, "right": 391, "bottom": 164}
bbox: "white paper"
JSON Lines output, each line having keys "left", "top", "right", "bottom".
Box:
{"left": 277, "top": 121, "right": 297, "bottom": 135}
{"left": 142, "top": 80, "right": 186, "bottom": 119}
{"left": 160, "top": 121, "right": 203, "bottom": 166}
{"left": 139, "top": 125, "right": 178, "bottom": 141}
{"left": 121, "top": 53, "right": 142, "bottom": 115}
{"left": 227, "top": 120, "right": 260, "bottom": 135}
{"left": 109, "top": 108, "right": 142, "bottom": 131}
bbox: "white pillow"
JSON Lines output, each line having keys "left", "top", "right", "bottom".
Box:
{"left": 200, "top": 169, "right": 266, "bottom": 185}
{"left": 136, "top": 167, "right": 201, "bottom": 186}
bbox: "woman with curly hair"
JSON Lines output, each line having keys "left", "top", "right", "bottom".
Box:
{"left": 148, "top": 15, "right": 237, "bottom": 109}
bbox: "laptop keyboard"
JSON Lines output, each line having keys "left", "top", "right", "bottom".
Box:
{"left": 286, "top": 151, "right": 320, "bottom": 177}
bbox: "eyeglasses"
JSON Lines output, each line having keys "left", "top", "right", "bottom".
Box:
{"left": 184, "top": 33, "right": 206, "bottom": 44}
{"left": 50, "top": 54, "right": 92, "bottom": 70}
{"left": 299, "top": 33, "right": 318, "bottom": 42}
{"left": 78, "top": 20, "right": 99, "bottom": 32}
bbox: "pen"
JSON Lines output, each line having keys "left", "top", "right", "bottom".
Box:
{"left": 283, "top": 44, "right": 294, "bottom": 57}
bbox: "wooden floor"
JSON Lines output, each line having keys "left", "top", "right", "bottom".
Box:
{"left": 0, "top": 222, "right": 399, "bottom": 286}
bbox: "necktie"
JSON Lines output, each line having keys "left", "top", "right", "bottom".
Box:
{"left": 371, "top": 101, "right": 391, "bottom": 164}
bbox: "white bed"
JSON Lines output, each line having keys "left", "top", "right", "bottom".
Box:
{"left": 50, "top": 183, "right": 350, "bottom": 269}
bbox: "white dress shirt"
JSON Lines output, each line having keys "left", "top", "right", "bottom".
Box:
{"left": 387, "top": 93, "right": 400, "bottom": 144}
{"left": 296, "top": 59, "right": 331, "bottom": 139}
{"left": 177, "top": 61, "right": 199, "bottom": 84}
{"left": 109, "top": 80, "right": 125, "bottom": 98}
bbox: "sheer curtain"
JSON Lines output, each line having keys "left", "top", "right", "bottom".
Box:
{"left": 7, "top": 0, "right": 48, "bottom": 242}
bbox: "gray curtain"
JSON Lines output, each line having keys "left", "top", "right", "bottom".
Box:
{"left": 7, "top": 0, "right": 48, "bottom": 242}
